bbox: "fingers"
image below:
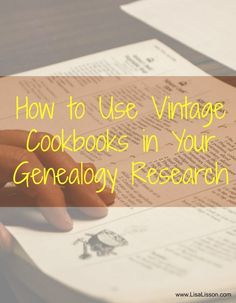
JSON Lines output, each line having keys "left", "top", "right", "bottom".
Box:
{"left": 40, "top": 207, "right": 73, "bottom": 231}
{"left": 98, "top": 186, "right": 116, "bottom": 206}
{"left": 0, "top": 130, "right": 116, "bottom": 221}
{"left": 83, "top": 163, "right": 116, "bottom": 206}
{"left": 0, "top": 145, "right": 73, "bottom": 231}
{"left": 0, "top": 223, "right": 12, "bottom": 253}
{"left": 0, "top": 187, "right": 34, "bottom": 207}
{"left": 0, "top": 130, "right": 108, "bottom": 214}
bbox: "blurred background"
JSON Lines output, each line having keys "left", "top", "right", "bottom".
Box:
{"left": 0, "top": 0, "right": 235, "bottom": 76}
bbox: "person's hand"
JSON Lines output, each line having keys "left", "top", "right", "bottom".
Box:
{"left": 0, "top": 130, "right": 115, "bottom": 251}
{"left": 0, "top": 223, "right": 12, "bottom": 253}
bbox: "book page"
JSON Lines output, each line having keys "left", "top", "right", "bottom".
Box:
{"left": 4, "top": 207, "right": 236, "bottom": 303}
{"left": 1, "top": 75, "right": 235, "bottom": 166}
{"left": 2, "top": 39, "right": 235, "bottom": 302}
{"left": 121, "top": 0, "right": 236, "bottom": 71}
{"left": 16, "top": 39, "right": 206, "bottom": 76}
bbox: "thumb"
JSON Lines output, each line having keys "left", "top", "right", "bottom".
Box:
{"left": 0, "top": 223, "right": 12, "bottom": 253}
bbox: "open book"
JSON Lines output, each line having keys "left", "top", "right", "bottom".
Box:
{"left": 1, "top": 40, "right": 236, "bottom": 303}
